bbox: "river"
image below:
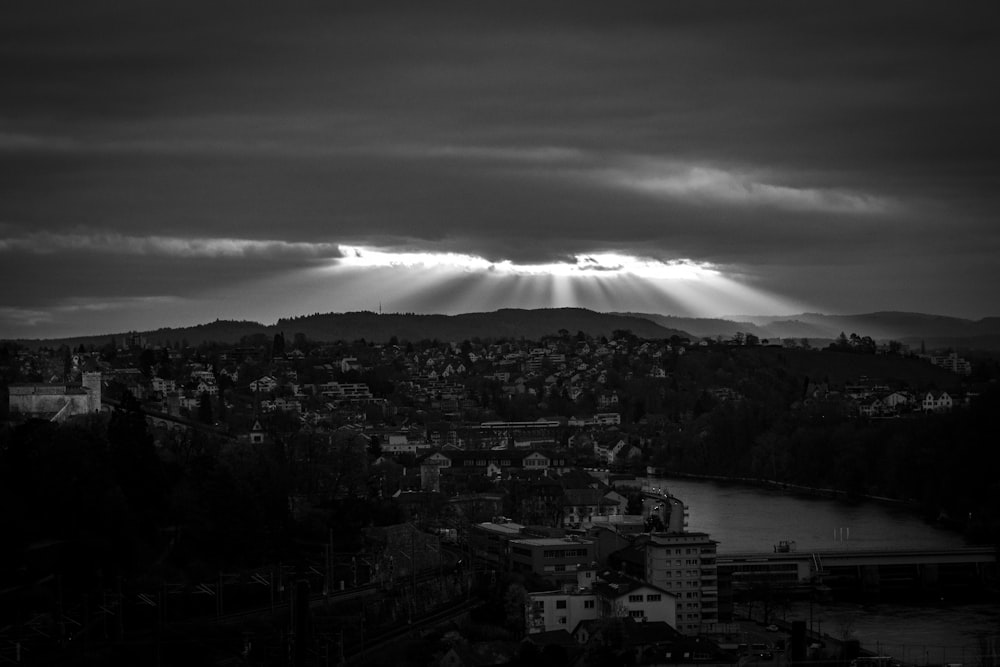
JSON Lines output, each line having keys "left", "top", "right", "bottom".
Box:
{"left": 646, "top": 476, "right": 968, "bottom": 553}
{"left": 627, "top": 475, "right": 1000, "bottom": 662}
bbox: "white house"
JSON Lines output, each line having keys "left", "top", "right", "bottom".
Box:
{"left": 151, "top": 377, "right": 176, "bottom": 395}
{"left": 523, "top": 451, "right": 550, "bottom": 471}
{"left": 594, "top": 413, "right": 621, "bottom": 426}
{"left": 250, "top": 375, "right": 278, "bottom": 393}
{"left": 527, "top": 588, "right": 598, "bottom": 634}
{"left": 922, "top": 390, "right": 953, "bottom": 412}
{"left": 593, "top": 571, "right": 676, "bottom": 627}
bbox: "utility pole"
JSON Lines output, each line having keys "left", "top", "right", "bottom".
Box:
{"left": 116, "top": 577, "right": 124, "bottom": 642}
{"left": 328, "top": 528, "right": 335, "bottom": 598}
{"left": 808, "top": 594, "right": 813, "bottom": 639}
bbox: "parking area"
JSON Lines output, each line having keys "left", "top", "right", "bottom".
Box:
{"left": 710, "top": 620, "right": 791, "bottom": 666}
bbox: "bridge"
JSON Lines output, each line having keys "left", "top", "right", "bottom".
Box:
{"left": 717, "top": 546, "right": 997, "bottom": 595}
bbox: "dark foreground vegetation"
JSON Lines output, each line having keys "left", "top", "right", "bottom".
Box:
{"left": 2, "top": 331, "right": 999, "bottom": 663}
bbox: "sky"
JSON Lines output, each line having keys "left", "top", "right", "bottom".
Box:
{"left": 2, "top": 1, "right": 999, "bottom": 339}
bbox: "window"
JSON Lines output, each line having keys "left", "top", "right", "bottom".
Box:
{"left": 646, "top": 594, "right": 661, "bottom": 602}
{"left": 629, "top": 610, "right": 645, "bottom": 618}
{"left": 558, "top": 616, "right": 567, "bottom": 625}
{"left": 556, "top": 600, "right": 567, "bottom": 609}
{"left": 584, "top": 600, "right": 595, "bottom": 609}
{"left": 628, "top": 594, "right": 643, "bottom": 602}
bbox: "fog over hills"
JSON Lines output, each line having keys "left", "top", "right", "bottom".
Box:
{"left": 625, "top": 312, "right": 1000, "bottom": 350}
{"left": 8, "top": 308, "right": 1000, "bottom": 351}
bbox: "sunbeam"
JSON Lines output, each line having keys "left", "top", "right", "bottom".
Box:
{"left": 314, "top": 246, "right": 811, "bottom": 318}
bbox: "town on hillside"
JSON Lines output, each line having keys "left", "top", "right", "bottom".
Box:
{"left": 1, "top": 329, "right": 996, "bottom": 665}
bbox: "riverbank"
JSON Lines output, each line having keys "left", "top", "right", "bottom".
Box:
{"left": 658, "top": 469, "right": 918, "bottom": 508}
{"left": 673, "top": 470, "right": 996, "bottom": 548}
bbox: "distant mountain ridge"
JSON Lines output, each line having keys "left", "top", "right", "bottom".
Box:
{"left": 10, "top": 308, "right": 689, "bottom": 349}
{"left": 9, "top": 308, "right": 1000, "bottom": 350}
{"left": 624, "top": 311, "right": 1000, "bottom": 349}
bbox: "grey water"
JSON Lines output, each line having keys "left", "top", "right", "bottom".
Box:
{"left": 650, "top": 476, "right": 968, "bottom": 553}
{"left": 640, "top": 476, "right": 1000, "bottom": 661}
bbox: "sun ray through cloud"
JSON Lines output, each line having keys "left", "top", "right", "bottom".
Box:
{"left": 319, "top": 245, "right": 810, "bottom": 318}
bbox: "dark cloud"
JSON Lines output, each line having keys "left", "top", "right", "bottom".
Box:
{"left": 2, "top": 1, "right": 999, "bottom": 336}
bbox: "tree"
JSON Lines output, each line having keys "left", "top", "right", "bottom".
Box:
{"left": 503, "top": 582, "right": 529, "bottom": 637}
{"left": 198, "top": 391, "right": 213, "bottom": 424}
{"left": 626, "top": 492, "right": 644, "bottom": 515}
{"left": 644, "top": 514, "right": 665, "bottom": 532}
{"left": 138, "top": 348, "right": 156, "bottom": 377}
{"left": 107, "top": 392, "right": 168, "bottom": 554}
{"left": 368, "top": 434, "right": 383, "bottom": 459}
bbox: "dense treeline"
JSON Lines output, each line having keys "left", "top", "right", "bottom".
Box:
{"left": 0, "top": 395, "right": 398, "bottom": 612}
{"left": 648, "top": 348, "right": 1000, "bottom": 544}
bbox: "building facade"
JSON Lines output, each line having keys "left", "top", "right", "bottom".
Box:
{"left": 8, "top": 372, "right": 102, "bottom": 421}
{"left": 509, "top": 535, "right": 597, "bottom": 582}
{"left": 644, "top": 532, "right": 719, "bottom": 635}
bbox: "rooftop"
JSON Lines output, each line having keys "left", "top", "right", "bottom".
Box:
{"left": 509, "top": 536, "right": 594, "bottom": 547}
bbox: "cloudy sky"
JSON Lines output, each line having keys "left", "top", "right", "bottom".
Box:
{"left": 2, "top": 1, "right": 998, "bottom": 339}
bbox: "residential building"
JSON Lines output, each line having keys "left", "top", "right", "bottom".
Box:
{"left": 527, "top": 586, "right": 598, "bottom": 634}
{"left": 562, "top": 488, "right": 622, "bottom": 528}
{"left": 250, "top": 375, "right": 278, "bottom": 393}
{"left": 508, "top": 535, "right": 597, "bottom": 582}
{"left": 469, "top": 520, "right": 526, "bottom": 566}
{"left": 644, "top": 532, "right": 719, "bottom": 635}
{"left": 594, "top": 412, "right": 621, "bottom": 426}
{"left": 593, "top": 570, "right": 677, "bottom": 627}
{"left": 922, "top": 390, "right": 954, "bottom": 412}
{"left": 882, "top": 391, "right": 912, "bottom": 411}
{"left": 151, "top": 377, "right": 176, "bottom": 396}
{"left": 925, "top": 351, "right": 972, "bottom": 375}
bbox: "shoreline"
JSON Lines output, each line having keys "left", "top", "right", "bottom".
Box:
{"left": 609, "top": 467, "right": 977, "bottom": 543}
{"left": 658, "top": 470, "right": 919, "bottom": 509}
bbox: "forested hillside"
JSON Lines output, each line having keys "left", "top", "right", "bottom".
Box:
{"left": 643, "top": 347, "right": 999, "bottom": 542}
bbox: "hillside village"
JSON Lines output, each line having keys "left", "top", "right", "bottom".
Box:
{"left": 2, "top": 328, "right": 978, "bottom": 441}
{"left": 1, "top": 328, "right": 995, "bottom": 665}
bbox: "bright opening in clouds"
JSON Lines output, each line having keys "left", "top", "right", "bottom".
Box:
{"left": 1, "top": 1, "right": 998, "bottom": 338}
{"left": 316, "top": 245, "right": 808, "bottom": 324}
{"left": 336, "top": 246, "right": 718, "bottom": 281}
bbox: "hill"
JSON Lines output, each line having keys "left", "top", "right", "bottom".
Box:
{"left": 623, "top": 311, "right": 1000, "bottom": 349}
{"left": 10, "top": 308, "right": 689, "bottom": 349}
{"left": 11, "top": 308, "right": 1000, "bottom": 350}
